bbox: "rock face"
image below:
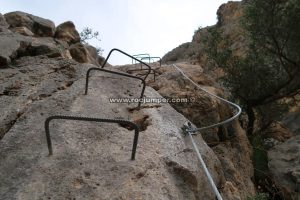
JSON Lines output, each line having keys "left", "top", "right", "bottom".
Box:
{"left": 0, "top": 32, "right": 68, "bottom": 67}
{"left": 4, "top": 11, "right": 55, "bottom": 37}
{"left": 162, "top": 1, "right": 244, "bottom": 65}
{"left": 69, "top": 43, "right": 104, "bottom": 66}
{"left": 1, "top": 11, "right": 249, "bottom": 200}
{"left": 0, "top": 60, "right": 226, "bottom": 199}
{"left": 54, "top": 21, "right": 80, "bottom": 44}
{"left": 0, "top": 11, "right": 103, "bottom": 68}
{"left": 119, "top": 62, "right": 256, "bottom": 199}
{"left": 0, "top": 33, "right": 23, "bottom": 66}
{"left": 11, "top": 26, "right": 34, "bottom": 36}
{"left": 69, "top": 43, "right": 89, "bottom": 63}
{"left": 0, "top": 13, "right": 8, "bottom": 27}
{"left": 283, "top": 108, "right": 300, "bottom": 136}
{"left": 0, "top": 55, "right": 79, "bottom": 139}
{"left": 161, "top": 0, "right": 300, "bottom": 198}
{"left": 268, "top": 135, "right": 300, "bottom": 200}
{"left": 153, "top": 63, "right": 255, "bottom": 199}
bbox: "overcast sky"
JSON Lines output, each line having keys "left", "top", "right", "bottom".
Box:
{"left": 1, "top": 0, "right": 239, "bottom": 65}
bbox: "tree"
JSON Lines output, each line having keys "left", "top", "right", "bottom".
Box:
{"left": 80, "top": 27, "right": 103, "bottom": 55}
{"left": 204, "top": 0, "right": 300, "bottom": 135}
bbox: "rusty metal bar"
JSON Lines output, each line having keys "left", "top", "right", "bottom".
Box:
{"left": 85, "top": 68, "right": 146, "bottom": 108}
{"left": 102, "top": 48, "right": 151, "bottom": 81}
{"left": 45, "top": 115, "right": 140, "bottom": 160}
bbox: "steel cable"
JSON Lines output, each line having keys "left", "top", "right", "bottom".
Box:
{"left": 173, "top": 64, "right": 242, "bottom": 133}
{"left": 173, "top": 64, "right": 243, "bottom": 200}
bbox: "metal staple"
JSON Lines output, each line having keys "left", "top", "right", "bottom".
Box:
{"left": 102, "top": 48, "right": 152, "bottom": 81}
{"left": 45, "top": 115, "right": 140, "bottom": 160}
{"left": 85, "top": 67, "right": 146, "bottom": 108}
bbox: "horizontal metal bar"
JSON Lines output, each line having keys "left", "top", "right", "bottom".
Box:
{"left": 132, "top": 54, "right": 150, "bottom": 58}
{"left": 132, "top": 54, "right": 150, "bottom": 64}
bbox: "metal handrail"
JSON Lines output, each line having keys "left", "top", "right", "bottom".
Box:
{"left": 141, "top": 57, "right": 154, "bottom": 63}
{"left": 173, "top": 64, "right": 242, "bottom": 133}
{"left": 151, "top": 57, "right": 162, "bottom": 66}
{"left": 85, "top": 68, "right": 146, "bottom": 108}
{"left": 174, "top": 64, "right": 242, "bottom": 200}
{"left": 101, "top": 48, "right": 152, "bottom": 81}
{"left": 128, "top": 55, "right": 162, "bottom": 82}
{"left": 140, "top": 56, "right": 162, "bottom": 66}
{"left": 132, "top": 53, "right": 150, "bottom": 64}
{"left": 133, "top": 54, "right": 150, "bottom": 57}
{"left": 45, "top": 115, "right": 140, "bottom": 160}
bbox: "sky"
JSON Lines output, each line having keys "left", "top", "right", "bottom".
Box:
{"left": 0, "top": 0, "right": 240, "bottom": 65}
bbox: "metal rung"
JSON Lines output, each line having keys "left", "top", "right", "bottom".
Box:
{"left": 102, "top": 48, "right": 152, "bottom": 81}
{"left": 45, "top": 115, "right": 140, "bottom": 160}
{"left": 85, "top": 67, "right": 146, "bottom": 108}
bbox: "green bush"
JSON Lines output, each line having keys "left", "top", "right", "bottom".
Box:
{"left": 251, "top": 134, "right": 268, "bottom": 181}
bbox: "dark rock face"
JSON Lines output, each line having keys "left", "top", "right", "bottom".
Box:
{"left": 29, "top": 14, "right": 55, "bottom": 37}
{"left": 268, "top": 135, "right": 300, "bottom": 200}
{"left": 283, "top": 108, "right": 300, "bottom": 136}
{"left": 55, "top": 21, "right": 80, "bottom": 44}
{"left": 0, "top": 13, "right": 8, "bottom": 27}
{"left": 4, "top": 11, "right": 55, "bottom": 37}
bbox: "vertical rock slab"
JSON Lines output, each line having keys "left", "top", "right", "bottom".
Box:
{"left": 268, "top": 135, "right": 300, "bottom": 200}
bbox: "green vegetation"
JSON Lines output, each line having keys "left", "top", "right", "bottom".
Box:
{"left": 204, "top": 0, "right": 300, "bottom": 135}
{"left": 204, "top": 1, "right": 299, "bottom": 198}
{"left": 247, "top": 193, "right": 269, "bottom": 200}
{"left": 80, "top": 27, "right": 103, "bottom": 55}
{"left": 251, "top": 134, "right": 269, "bottom": 182}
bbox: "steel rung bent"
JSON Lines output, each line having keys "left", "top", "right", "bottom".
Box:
{"left": 85, "top": 67, "right": 146, "bottom": 108}
{"left": 45, "top": 115, "right": 140, "bottom": 160}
